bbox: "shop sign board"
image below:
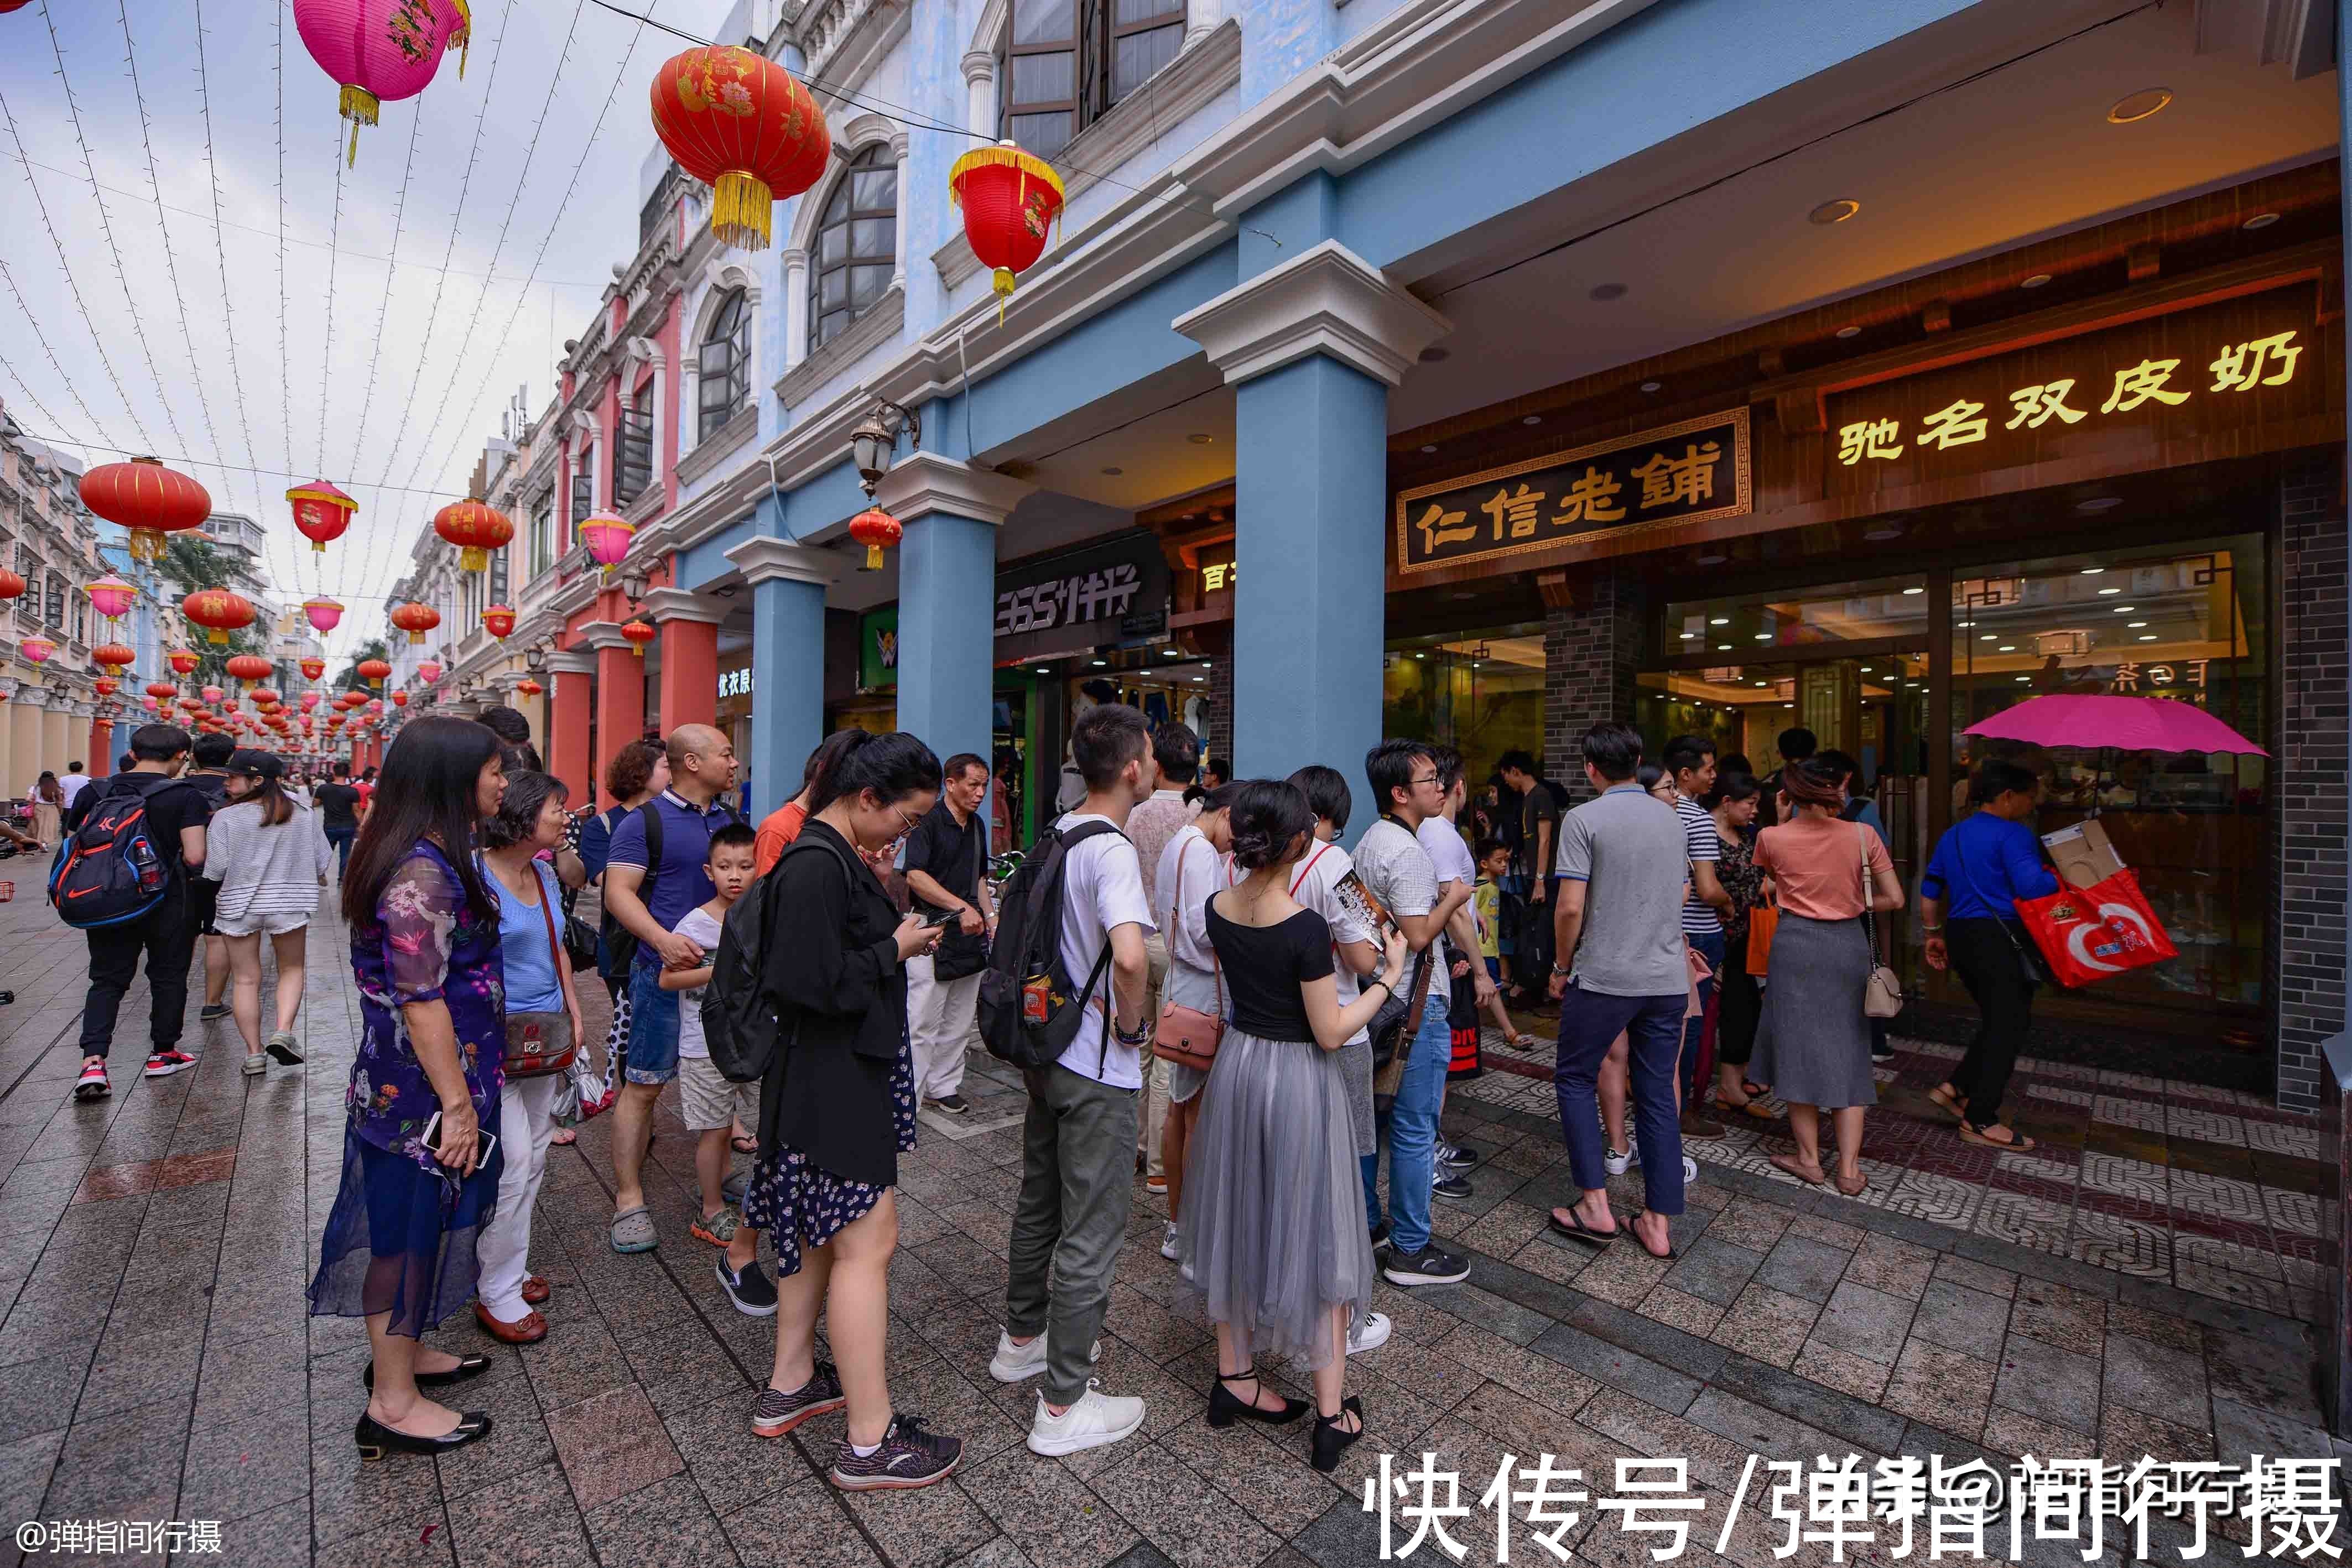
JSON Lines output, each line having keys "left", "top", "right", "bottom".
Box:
{"left": 993, "top": 529, "right": 1170, "bottom": 664}
{"left": 1394, "top": 410, "right": 1751, "bottom": 576}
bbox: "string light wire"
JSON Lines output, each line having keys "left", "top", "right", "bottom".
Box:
{"left": 0, "top": 259, "right": 112, "bottom": 445}
{"left": 190, "top": 0, "right": 267, "bottom": 550}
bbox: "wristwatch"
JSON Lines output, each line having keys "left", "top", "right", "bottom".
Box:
{"left": 1550, "top": 963, "right": 1573, "bottom": 978}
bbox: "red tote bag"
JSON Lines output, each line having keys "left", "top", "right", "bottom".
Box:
{"left": 2013, "top": 868, "right": 2178, "bottom": 988}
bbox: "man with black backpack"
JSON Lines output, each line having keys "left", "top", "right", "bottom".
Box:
{"left": 61, "top": 724, "right": 211, "bottom": 1101}
{"left": 600, "top": 724, "right": 742, "bottom": 1255}
{"left": 986, "top": 702, "right": 1155, "bottom": 1457}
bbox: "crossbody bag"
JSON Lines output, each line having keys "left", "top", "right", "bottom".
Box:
{"left": 1152, "top": 840, "right": 1224, "bottom": 1071}
{"left": 1950, "top": 835, "right": 2052, "bottom": 987}
{"left": 506, "top": 861, "right": 579, "bottom": 1079}
{"left": 1857, "top": 827, "right": 1904, "bottom": 1020}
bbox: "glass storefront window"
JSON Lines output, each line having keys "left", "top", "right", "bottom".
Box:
{"left": 1384, "top": 625, "right": 1543, "bottom": 794}
{"left": 1949, "top": 534, "right": 2267, "bottom": 1016}
{"left": 1666, "top": 572, "right": 1929, "bottom": 654}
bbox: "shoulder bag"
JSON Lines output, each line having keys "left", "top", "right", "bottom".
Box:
{"left": 507, "top": 862, "right": 580, "bottom": 1079}
{"left": 1951, "top": 832, "right": 2053, "bottom": 987}
{"left": 1152, "top": 841, "right": 1224, "bottom": 1071}
{"left": 1857, "top": 826, "right": 1904, "bottom": 1020}
{"left": 930, "top": 816, "right": 992, "bottom": 982}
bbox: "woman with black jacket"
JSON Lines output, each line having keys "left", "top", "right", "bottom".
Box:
{"left": 745, "top": 731, "right": 960, "bottom": 1492}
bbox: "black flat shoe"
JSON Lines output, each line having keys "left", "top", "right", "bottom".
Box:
{"left": 363, "top": 1353, "right": 492, "bottom": 1390}
{"left": 1312, "top": 1395, "right": 1365, "bottom": 1473}
{"left": 1208, "top": 1367, "right": 1309, "bottom": 1429}
{"left": 353, "top": 1409, "right": 492, "bottom": 1461}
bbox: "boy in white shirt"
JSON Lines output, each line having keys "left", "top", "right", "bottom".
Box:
{"left": 659, "top": 823, "right": 774, "bottom": 1316}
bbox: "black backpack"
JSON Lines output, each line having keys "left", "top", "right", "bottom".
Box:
{"left": 48, "top": 774, "right": 178, "bottom": 929}
{"left": 977, "top": 819, "right": 1123, "bottom": 1071}
{"left": 603, "top": 796, "right": 745, "bottom": 974}
{"left": 701, "top": 832, "right": 856, "bottom": 1084}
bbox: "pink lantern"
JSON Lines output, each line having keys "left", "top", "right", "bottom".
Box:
{"left": 141, "top": 695, "right": 160, "bottom": 711}
{"left": 303, "top": 597, "right": 345, "bottom": 635}
{"left": 18, "top": 637, "right": 54, "bottom": 665}
{"left": 300, "top": 691, "right": 321, "bottom": 713}
{"left": 417, "top": 660, "right": 443, "bottom": 684}
{"left": 83, "top": 574, "right": 138, "bottom": 623}
{"left": 293, "top": 0, "right": 471, "bottom": 166}
{"left": 577, "top": 512, "right": 634, "bottom": 577}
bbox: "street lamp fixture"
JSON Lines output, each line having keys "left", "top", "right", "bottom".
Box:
{"left": 620, "top": 567, "right": 650, "bottom": 602}
{"left": 851, "top": 399, "right": 922, "bottom": 496}
{"left": 524, "top": 642, "right": 547, "bottom": 672}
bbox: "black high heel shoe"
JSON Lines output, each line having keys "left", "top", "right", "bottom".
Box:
{"left": 363, "top": 1354, "right": 492, "bottom": 1390}
{"left": 1207, "top": 1367, "right": 1309, "bottom": 1428}
{"left": 1312, "top": 1395, "right": 1365, "bottom": 1473}
{"left": 353, "top": 1409, "right": 493, "bottom": 1461}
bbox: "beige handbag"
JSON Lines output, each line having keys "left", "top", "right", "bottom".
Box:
{"left": 1859, "top": 827, "right": 1903, "bottom": 1020}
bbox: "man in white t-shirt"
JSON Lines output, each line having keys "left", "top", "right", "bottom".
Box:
{"left": 57, "top": 764, "right": 92, "bottom": 814}
{"left": 996, "top": 703, "right": 1154, "bottom": 1458}
{"left": 1416, "top": 747, "right": 1496, "bottom": 1197}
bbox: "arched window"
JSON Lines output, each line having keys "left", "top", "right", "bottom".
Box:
{"left": 1002, "top": 0, "right": 1185, "bottom": 160}
{"left": 698, "top": 288, "right": 751, "bottom": 441}
{"left": 810, "top": 145, "right": 897, "bottom": 352}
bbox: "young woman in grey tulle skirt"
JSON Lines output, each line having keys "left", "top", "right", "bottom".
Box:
{"left": 1176, "top": 779, "right": 1407, "bottom": 1472}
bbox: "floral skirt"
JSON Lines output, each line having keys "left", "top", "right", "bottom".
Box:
{"left": 308, "top": 1121, "right": 503, "bottom": 1338}
{"left": 742, "top": 1037, "right": 917, "bottom": 1279}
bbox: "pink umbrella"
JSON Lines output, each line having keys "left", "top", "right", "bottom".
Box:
{"left": 1964, "top": 694, "right": 2266, "bottom": 756}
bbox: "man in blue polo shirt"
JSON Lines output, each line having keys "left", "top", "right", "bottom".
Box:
{"left": 602, "top": 723, "right": 741, "bottom": 1253}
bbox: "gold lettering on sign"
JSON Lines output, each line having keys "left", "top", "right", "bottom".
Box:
{"left": 2208, "top": 330, "right": 2302, "bottom": 392}
{"left": 1916, "top": 399, "right": 1988, "bottom": 451}
{"left": 2099, "top": 358, "right": 2190, "bottom": 414}
{"left": 1201, "top": 562, "right": 1234, "bottom": 592}
{"left": 1479, "top": 483, "right": 1546, "bottom": 541}
{"left": 1630, "top": 443, "right": 1719, "bottom": 509}
{"left": 1836, "top": 419, "right": 1903, "bottom": 466}
{"left": 2004, "top": 379, "right": 2088, "bottom": 430}
{"left": 1554, "top": 467, "right": 1626, "bottom": 525}
{"left": 1414, "top": 503, "right": 1475, "bottom": 555}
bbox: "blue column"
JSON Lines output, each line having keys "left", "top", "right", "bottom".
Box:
{"left": 894, "top": 509, "right": 997, "bottom": 768}
{"left": 1231, "top": 354, "right": 1390, "bottom": 790}
{"left": 727, "top": 535, "right": 830, "bottom": 821}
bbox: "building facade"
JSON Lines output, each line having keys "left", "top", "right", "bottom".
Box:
{"left": 0, "top": 410, "right": 119, "bottom": 793}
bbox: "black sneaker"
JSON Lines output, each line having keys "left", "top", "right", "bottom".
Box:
{"left": 1438, "top": 1142, "right": 1480, "bottom": 1170}
{"left": 143, "top": 1049, "right": 197, "bottom": 1079}
{"left": 74, "top": 1061, "right": 111, "bottom": 1101}
{"left": 1367, "top": 1219, "right": 1391, "bottom": 1249}
{"left": 752, "top": 1360, "right": 846, "bottom": 1437}
{"left": 199, "top": 1004, "right": 231, "bottom": 1023}
{"left": 1433, "top": 1173, "right": 1475, "bottom": 1202}
{"left": 1382, "top": 1245, "right": 1471, "bottom": 1287}
{"left": 930, "top": 1093, "right": 970, "bottom": 1115}
{"left": 1870, "top": 1042, "right": 1897, "bottom": 1061}
{"left": 717, "top": 1257, "right": 778, "bottom": 1316}
{"left": 829, "top": 1414, "right": 962, "bottom": 1491}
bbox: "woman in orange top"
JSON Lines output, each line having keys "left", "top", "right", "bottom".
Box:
{"left": 1749, "top": 757, "right": 1905, "bottom": 1196}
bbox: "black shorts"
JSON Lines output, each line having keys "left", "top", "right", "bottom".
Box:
{"left": 189, "top": 877, "right": 220, "bottom": 936}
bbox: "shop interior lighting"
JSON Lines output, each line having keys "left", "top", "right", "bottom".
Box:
{"left": 1901, "top": 586, "right": 1924, "bottom": 595}
{"left": 1981, "top": 634, "right": 1998, "bottom": 641}
{"left": 2016, "top": 675, "right": 2032, "bottom": 683}
{"left": 2242, "top": 212, "right": 2280, "bottom": 231}
{"left": 2076, "top": 497, "right": 2124, "bottom": 513}
{"left": 1680, "top": 632, "right": 1699, "bottom": 639}
{"left": 1717, "top": 644, "right": 1733, "bottom": 650}
{"left": 2127, "top": 621, "right": 2147, "bottom": 628}
{"left": 2020, "top": 273, "right": 2053, "bottom": 288}
{"left": 2106, "top": 87, "right": 2173, "bottom": 124}
{"left": 1101, "top": 466, "right": 1123, "bottom": 476}
{"left": 1808, "top": 199, "right": 1861, "bottom": 226}
{"left": 2000, "top": 644, "right": 2017, "bottom": 652}
{"left": 1521, "top": 415, "right": 1543, "bottom": 426}
{"left": 1161, "top": 647, "right": 1182, "bottom": 655}
{"left": 1420, "top": 444, "right": 1437, "bottom": 454}
{"left": 2138, "top": 634, "right": 2158, "bottom": 642}
{"left": 2099, "top": 586, "right": 2122, "bottom": 595}
{"left": 1640, "top": 381, "right": 1662, "bottom": 393}
{"left": 1187, "top": 433, "right": 1214, "bottom": 444}
{"left": 1589, "top": 283, "right": 1627, "bottom": 301}
{"left": 2112, "top": 606, "right": 2135, "bottom": 613}
{"left": 2080, "top": 566, "right": 2105, "bottom": 574}
{"left": 1835, "top": 325, "right": 1862, "bottom": 339}
{"left": 1864, "top": 527, "right": 1902, "bottom": 541}
{"left": 1710, "top": 617, "right": 1730, "bottom": 625}
{"left": 1090, "top": 659, "right": 1108, "bottom": 667}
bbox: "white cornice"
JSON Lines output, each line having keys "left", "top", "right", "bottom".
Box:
{"left": 725, "top": 535, "right": 834, "bottom": 588}
{"left": 543, "top": 650, "right": 599, "bottom": 676}
{"left": 871, "top": 451, "right": 1031, "bottom": 528}
{"left": 775, "top": 285, "right": 904, "bottom": 410}
{"left": 576, "top": 621, "right": 634, "bottom": 652}
{"left": 675, "top": 404, "right": 760, "bottom": 489}
{"left": 638, "top": 586, "right": 728, "bottom": 626}
{"left": 1172, "top": 239, "right": 1450, "bottom": 388}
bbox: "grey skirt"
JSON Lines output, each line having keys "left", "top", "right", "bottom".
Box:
{"left": 1749, "top": 911, "right": 1879, "bottom": 1111}
{"left": 1174, "top": 1026, "right": 1376, "bottom": 1372}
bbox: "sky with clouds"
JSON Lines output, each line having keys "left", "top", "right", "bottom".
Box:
{"left": 0, "top": 0, "right": 741, "bottom": 664}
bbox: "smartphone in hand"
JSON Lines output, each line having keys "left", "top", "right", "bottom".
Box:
{"left": 420, "top": 1109, "right": 499, "bottom": 1165}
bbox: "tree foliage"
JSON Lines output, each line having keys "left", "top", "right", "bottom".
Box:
{"left": 336, "top": 638, "right": 391, "bottom": 694}
{"left": 152, "top": 538, "right": 266, "bottom": 688}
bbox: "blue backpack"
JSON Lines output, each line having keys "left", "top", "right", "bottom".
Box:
{"left": 48, "top": 775, "right": 177, "bottom": 928}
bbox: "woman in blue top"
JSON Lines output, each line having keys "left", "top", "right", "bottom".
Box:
{"left": 1919, "top": 759, "right": 2059, "bottom": 1152}
{"left": 309, "top": 717, "right": 509, "bottom": 1460}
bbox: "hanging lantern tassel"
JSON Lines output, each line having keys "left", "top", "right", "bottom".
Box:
{"left": 712, "top": 170, "right": 774, "bottom": 251}
{"left": 339, "top": 85, "right": 379, "bottom": 166}
{"left": 450, "top": 0, "right": 471, "bottom": 77}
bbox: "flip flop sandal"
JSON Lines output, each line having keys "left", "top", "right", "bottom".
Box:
{"left": 1926, "top": 1085, "right": 1965, "bottom": 1119}
{"left": 1768, "top": 1154, "right": 1830, "bottom": 1186}
{"left": 1632, "top": 1217, "right": 1678, "bottom": 1262}
{"left": 1958, "top": 1124, "right": 2037, "bottom": 1153}
{"left": 1741, "top": 1081, "right": 1772, "bottom": 1101}
{"left": 549, "top": 1127, "right": 577, "bottom": 1145}
{"left": 609, "top": 1205, "right": 658, "bottom": 1254}
{"left": 731, "top": 1135, "right": 758, "bottom": 1155}
{"left": 1547, "top": 1208, "right": 1619, "bottom": 1247}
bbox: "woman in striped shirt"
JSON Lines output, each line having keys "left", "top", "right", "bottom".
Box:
{"left": 205, "top": 750, "right": 334, "bottom": 1076}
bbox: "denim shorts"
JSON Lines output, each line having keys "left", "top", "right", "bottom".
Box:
{"left": 625, "top": 960, "right": 681, "bottom": 1085}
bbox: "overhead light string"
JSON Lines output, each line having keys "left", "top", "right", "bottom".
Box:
{"left": 0, "top": 259, "right": 113, "bottom": 446}
{"left": 0, "top": 348, "right": 89, "bottom": 450}
{"left": 191, "top": 0, "right": 268, "bottom": 559}
{"left": 342, "top": 106, "right": 426, "bottom": 487}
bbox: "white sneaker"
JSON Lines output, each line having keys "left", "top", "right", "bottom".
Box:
{"left": 1602, "top": 1147, "right": 1632, "bottom": 1176}
{"left": 241, "top": 1052, "right": 266, "bottom": 1077}
{"left": 1682, "top": 1155, "right": 1699, "bottom": 1185}
{"left": 988, "top": 1328, "right": 1103, "bottom": 1384}
{"left": 1159, "top": 1222, "right": 1179, "bottom": 1262}
{"left": 1026, "top": 1383, "right": 1146, "bottom": 1456}
{"left": 1347, "top": 1309, "right": 1391, "bottom": 1356}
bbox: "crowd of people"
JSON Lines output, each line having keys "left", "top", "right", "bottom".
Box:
{"left": 46, "top": 686, "right": 2069, "bottom": 1493}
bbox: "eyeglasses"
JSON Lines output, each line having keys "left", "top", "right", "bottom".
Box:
{"left": 1410, "top": 773, "right": 1442, "bottom": 789}
{"left": 888, "top": 803, "right": 923, "bottom": 842}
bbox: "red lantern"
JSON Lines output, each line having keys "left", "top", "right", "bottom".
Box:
{"left": 92, "top": 677, "right": 119, "bottom": 697}
{"left": 648, "top": 45, "right": 829, "bottom": 251}
{"left": 287, "top": 479, "right": 358, "bottom": 553}
{"left": 949, "top": 142, "right": 1066, "bottom": 322}
{"left": 182, "top": 588, "right": 257, "bottom": 645}
{"left": 252, "top": 688, "right": 282, "bottom": 708}
{"left": 0, "top": 569, "right": 23, "bottom": 603}
{"left": 389, "top": 602, "right": 441, "bottom": 645}
{"left": 300, "top": 657, "right": 326, "bottom": 682}
{"left": 391, "top": 690, "right": 409, "bottom": 708}
{"left": 224, "top": 654, "right": 273, "bottom": 687}
{"left": 81, "top": 456, "right": 212, "bottom": 564}
{"left": 481, "top": 605, "right": 516, "bottom": 640}
{"left": 847, "top": 508, "right": 902, "bottom": 573}
{"left": 356, "top": 659, "right": 392, "bottom": 691}
{"left": 166, "top": 647, "right": 199, "bottom": 676}
{"left": 514, "top": 678, "right": 543, "bottom": 697}
{"left": 620, "top": 619, "right": 657, "bottom": 659}
{"left": 433, "top": 499, "right": 513, "bottom": 572}
{"left": 92, "top": 643, "right": 136, "bottom": 675}
{"left": 144, "top": 681, "right": 178, "bottom": 701}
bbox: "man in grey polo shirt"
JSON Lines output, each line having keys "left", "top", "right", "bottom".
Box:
{"left": 1545, "top": 721, "right": 1690, "bottom": 1262}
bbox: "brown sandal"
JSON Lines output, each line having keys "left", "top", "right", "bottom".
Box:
{"left": 1768, "top": 1153, "right": 1828, "bottom": 1186}
{"left": 1958, "top": 1123, "right": 2036, "bottom": 1152}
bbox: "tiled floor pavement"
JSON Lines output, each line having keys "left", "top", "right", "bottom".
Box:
{"left": 0, "top": 883, "right": 2343, "bottom": 1567}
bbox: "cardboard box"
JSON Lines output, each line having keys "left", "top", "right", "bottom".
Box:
{"left": 2041, "top": 818, "right": 2126, "bottom": 888}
